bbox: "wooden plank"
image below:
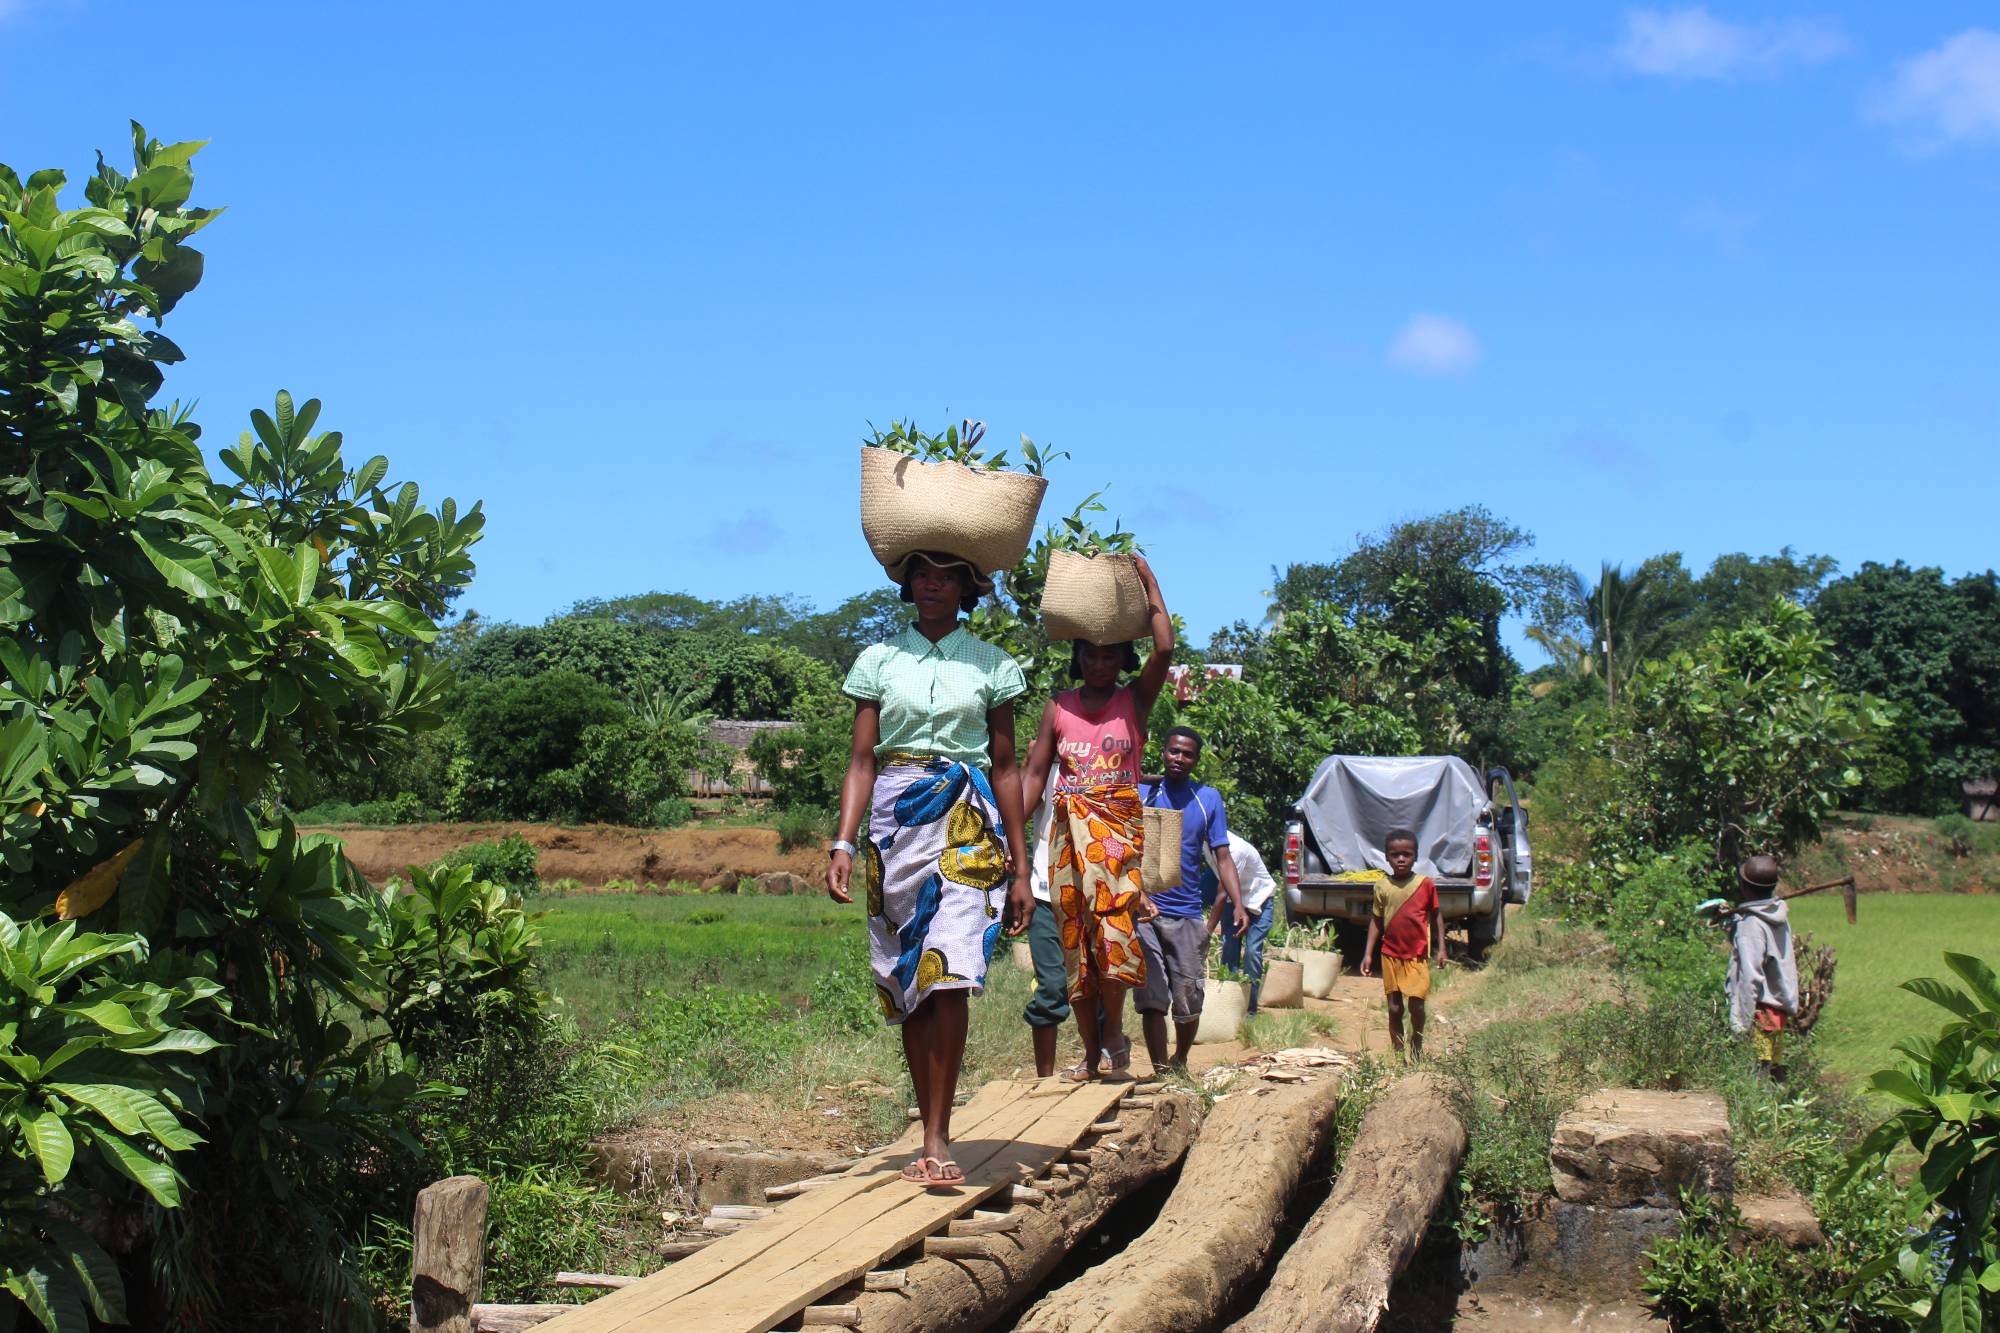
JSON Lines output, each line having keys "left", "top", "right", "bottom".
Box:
{"left": 654, "top": 1085, "right": 1063, "bottom": 1327}
{"left": 531, "top": 1080, "right": 1033, "bottom": 1333}
{"left": 470, "top": 1305, "right": 568, "bottom": 1332}
{"left": 666, "top": 1078, "right": 1131, "bottom": 1332}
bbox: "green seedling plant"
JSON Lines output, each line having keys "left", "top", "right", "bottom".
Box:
{"left": 1845, "top": 951, "right": 2000, "bottom": 1333}
{"left": 862, "top": 419, "right": 1063, "bottom": 477}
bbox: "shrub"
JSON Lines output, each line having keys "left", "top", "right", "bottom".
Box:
{"left": 455, "top": 673, "right": 626, "bottom": 820}
{"left": 1432, "top": 1035, "right": 1573, "bottom": 1238}
{"left": 1643, "top": 1190, "right": 1908, "bottom": 1333}
{"left": 2, "top": 130, "right": 485, "bottom": 1330}
{"left": 773, "top": 805, "right": 831, "bottom": 853}
{"left": 1935, "top": 812, "right": 2000, "bottom": 859}
{"left": 808, "top": 960, "right": 880, "bottom": 1034}
{"left": 647, "top": 797, "right": 695, "bottom": 829}
{"left": 436, "top": 833, "right": 540, "bottom": 894}
{"left": 293, "top": 792, "right": 436, "bottom": 825}
{"left": 748, "top": 713, "right": 850, "bottom": 812}
{"left": 1560, "top": 602, "right": 1888, "bottom": 882}
{"left": 1603, "top": 841, "right": 1728, "bottom": 1000}
{"left": 368, "top": 863, "right": 546, "bottom": 1063}
{"left": 0, "top": 913, "right": 226, "bottom": 1329}
{"left": 377, "top": 1016, "right": 641, "bottom": 1304}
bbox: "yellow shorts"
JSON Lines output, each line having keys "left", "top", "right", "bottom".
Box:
{"left": 1381, "top": 955, "right": 1431, "bottom": 999}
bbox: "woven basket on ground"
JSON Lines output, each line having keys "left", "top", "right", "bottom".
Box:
{"left": 1041, "top": 549, "right": 1150, "bottom": 645}
{"left": 859, "top": 447, "right": 1048, "bottom": 576}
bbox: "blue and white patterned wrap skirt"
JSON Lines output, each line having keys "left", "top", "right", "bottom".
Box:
{"left": 863, "top": 754, "right": 1009, "bottom": 1025}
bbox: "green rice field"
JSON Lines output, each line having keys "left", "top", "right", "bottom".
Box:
{"left": 1789, "top": 892, "right": 2000, "bottom": 1089}
{"left": 536, "top": 893, "right": 864, "bottom": 1031}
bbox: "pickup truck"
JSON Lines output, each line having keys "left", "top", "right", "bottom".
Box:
{"left": 1281, "top": 755, "right": 1531, "bottom": 962}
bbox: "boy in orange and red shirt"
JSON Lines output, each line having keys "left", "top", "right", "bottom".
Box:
{"left": 1358, "top": 828, "right": 1444, "bottom": 1059}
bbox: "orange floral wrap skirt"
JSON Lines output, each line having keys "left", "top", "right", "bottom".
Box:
{"left": 1049, "top": 782, "right": 1152, "bottom": 1003}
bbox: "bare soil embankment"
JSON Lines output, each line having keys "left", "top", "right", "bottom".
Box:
{"left": 307, "top": 821, "right": 823, "bottom": 887}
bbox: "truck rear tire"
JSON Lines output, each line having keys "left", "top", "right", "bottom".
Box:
{"left": 1467, "top": 903, "right": 1505, "bottom": 962}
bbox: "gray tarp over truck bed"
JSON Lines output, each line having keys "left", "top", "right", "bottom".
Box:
{"left": 1298, "top": 755, "right": 1488, "bottom": 877}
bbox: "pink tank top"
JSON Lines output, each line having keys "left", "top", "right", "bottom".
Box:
{"left": 1050, "top": 687, "right": 1142, "bottom": 791}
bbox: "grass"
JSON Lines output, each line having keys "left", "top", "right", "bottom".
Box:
{"left": 1788, "top": 891, "right": 2000, "bottom": 1091}
{"left": 537, "top": 893, "right": 1350, "bottom": 1146}
{"left": 538, "top": 893, "right": 862, "bottom": 1029}
{"left": 536, "top": 893, "right": 1051, "bottom": 1146}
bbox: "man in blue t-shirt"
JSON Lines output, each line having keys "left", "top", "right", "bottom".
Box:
{"left": 1136, "top": 726, "right": 1247, "bottom": 1071}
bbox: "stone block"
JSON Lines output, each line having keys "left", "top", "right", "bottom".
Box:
{"left": 1547, "top": 1201, "right": 1680, "bottom": 1292}
{"left": 755, "top": 870, "right": 816, "bottom": 896}
{"left": 1736, "top": 1189, "right": 1824, "bottom": 1249}
{"left": 1550, "top": 1088, "right": 1734, "bottom": 1208}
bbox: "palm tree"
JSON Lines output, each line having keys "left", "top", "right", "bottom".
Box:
{"left": 1532, "top": 562, "right": 1685, "bottom": 706}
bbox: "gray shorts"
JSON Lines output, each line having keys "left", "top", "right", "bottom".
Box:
{"left": 1135, "top": 915, "right": 1208, "bottom": 1023}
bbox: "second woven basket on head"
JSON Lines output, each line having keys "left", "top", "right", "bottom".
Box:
{"left": 1041, "top": 549, "right": 1150, "bottom": 646}
{"left": 858, "top": 446, "right": 1047, "bottom": 577}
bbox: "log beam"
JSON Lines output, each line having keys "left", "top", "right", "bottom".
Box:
{"left": 1019, "top": 1071, "right": 1345, "bottom": 1332}
{"left": 846, "top": 1087, "right": 1204, "bottom": 1333}
{"left": 1232, "top": 1074, "right": 1466, "bottom": 1333}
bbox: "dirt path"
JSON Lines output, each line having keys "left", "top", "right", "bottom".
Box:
{"left": 1299, "top": 957, "right": 1490, "bottom": 1055}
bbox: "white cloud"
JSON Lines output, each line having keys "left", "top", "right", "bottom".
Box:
{"left": 1872, "top": 29, "right": 2000, "bottom": 149}
{"left": 1387, "top": 314, "right": 1482, "bottom": 376}
{"left": 1613, "top": 7, "right": 1848, "bottom": 80}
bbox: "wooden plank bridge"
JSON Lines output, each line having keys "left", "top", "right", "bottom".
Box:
{"left": 533, "top": 1074, "right": 1139, "bottom": 1332}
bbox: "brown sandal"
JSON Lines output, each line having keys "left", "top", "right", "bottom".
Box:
{"left": 1061, "top": 1063, "right": 1099, "bottom": 1083}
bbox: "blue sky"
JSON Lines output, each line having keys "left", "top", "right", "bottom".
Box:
{"left": 5, "top": 3, "right": 1996, "bottom": 656}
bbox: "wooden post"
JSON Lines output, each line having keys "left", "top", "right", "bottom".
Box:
{"left": 412, "top": 1175, "right": 488, "bottom": 1333}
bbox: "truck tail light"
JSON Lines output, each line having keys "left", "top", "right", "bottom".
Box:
{"left": 1474, "top": 832, "right": 1493, "bottom": 889}
{"left": 1283, "top": 824, "right": 1301, "bottom": 887}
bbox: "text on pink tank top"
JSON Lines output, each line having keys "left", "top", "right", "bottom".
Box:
{"left": 1050, "top": 687, "right": 1142, "bottom": 790}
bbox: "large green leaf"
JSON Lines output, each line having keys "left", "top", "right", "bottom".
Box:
{"left": 130, "top": 532, "right": 224, "bottom": 601}
{"left": 23, "top": 1110, "right": 75, "bottom": 1185}
{"left": 1870, "top": 1068, "right": 1932, "bottom": 1108}
{"left": 1903, "top": 976, "right": 1981, "bottom": 1021}
{"left": 1937, "top": 1269, "right": 1978, "bottom": 1333}
{"left": 84, "top": 1126, "right": 181, "bottom": 1206}
{"left": 49, "top": 1081, "right": 198, "bottom": 1148}
{"left": 1944, "top": 952, "right": 2000, "bottom": 1017}
{"left": 114, "top": 1028, "right": 220, "bottom": 1057}
{"left": 40, "top": 1219, "right": 126, "bottom": 1324}
{"left": 3, "top": 1265, "right": 85, "bottom": 1333}
{"left": 57, "top": 998, "right": 141, "bottom": 1035}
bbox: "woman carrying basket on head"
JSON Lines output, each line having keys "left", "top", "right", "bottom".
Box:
{"left": 827, "top": 550, "right": 1033, "bottom": 1189}
{"left": 1020, "top": 554, "right": 1174, "bottom": 1082}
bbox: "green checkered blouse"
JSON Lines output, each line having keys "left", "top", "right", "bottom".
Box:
{"left": 842, "top": 624, "right": 1027, "bottom": 769}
